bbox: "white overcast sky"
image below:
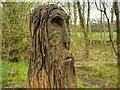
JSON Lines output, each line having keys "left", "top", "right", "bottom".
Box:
{"left": 41, "top": 0, "right": 120, "bottom": 23}
{"left": 0, "top": 0, "right": 120, "bottom": 24}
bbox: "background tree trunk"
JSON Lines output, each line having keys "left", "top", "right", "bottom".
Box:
{"left": 110, "top": 2, "right": 114, "bottom": 54}
{"left": 100, "top": 0, "right": 103, "bottom": 47}
{"left": 0, "top": 4, "right": 2, "bottom": 60}
{"left": 114, "top": 1, "right": 120, "bottom": 63}
{"left": 74, "top": 2, "right": 77, "bottom": 27}
{"left": 114, "top": 1, "right": 120, "bottom": 86}
{"left": 103, "top": 13, "right": 106, "bottom": 46}
{"left": 86, "top": 0, "right": 90, "bottom": 57}
{"left": 77, "top": 1, "right": 89, "bottom": 58}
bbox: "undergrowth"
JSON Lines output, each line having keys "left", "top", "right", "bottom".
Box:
{"left": 1, "top": 45, "right": 118, "bottom": 88}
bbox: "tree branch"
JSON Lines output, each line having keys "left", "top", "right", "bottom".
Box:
{"left": 95, "top": 1, "right": 104, "bottom": 12}
{"left": 95, "top": 1, "right": 118, "bottom": 56}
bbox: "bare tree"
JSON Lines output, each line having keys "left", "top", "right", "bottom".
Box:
{"left": 82, "top": 0, "right": 85, "bottom": 38}
{"left": 77, "top": 1, "right": 90, "bottom": 58}
{"left": 110, "top": 1, "right": 114, "bottom": 54}
{"left": 95, "top": 1, "right": 117, "bottom": 56}
{"left": 103, "top": 13, "right": 106, "bottom": 45}
{"left": 67, "top": 0, "right": 72, "bottom": 24}
{"left": 83, "top": 0, "right": 85, "bottom": 22}
{"left": 0, "top": 4, "right": 2, "bottom": 60}
{"left": 114, "top": 0, "right": 120, "bottom": 86}
{"left": 100, "top": 0, "right": 103, "bottom": 46}
{"left": 74, "top": 2, "right": 77, "bottom": 27}
{"left": 114, "top": 1, "right": 120, "bottom": 64}
{"left": 86, "top": 0, "right": 90, "bottom": 56}
{"left": 96, "top": 1, "right": 120, "bottom": 85}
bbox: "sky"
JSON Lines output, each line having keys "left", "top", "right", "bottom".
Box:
{"left": 0, "top": 0, "right": 120, "bottom": 24}
{"left": 41, "top": 0, "right": 120, "bottom": 23}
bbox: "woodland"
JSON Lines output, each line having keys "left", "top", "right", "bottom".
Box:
{"left": 0, "top": 0, "right": 120, "bottom": 88}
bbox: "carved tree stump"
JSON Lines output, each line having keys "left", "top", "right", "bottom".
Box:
{"left": 28, "top": 4, "right": 76, "bottom": 88}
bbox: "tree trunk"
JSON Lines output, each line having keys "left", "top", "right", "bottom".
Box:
{"left": 81, "top": 0, "right": 85, "bottom": 42}
{"left": 110, "top": 2, "right": 114, "bottom": 54}
{"left": 0, "top": 4, "right": 2, "bottom": 60}
{"left": 86, "top": 0, "right": 90, "bottom": 57}
{"left": 67, "top": 0, "right": 72, "bottom": 25}
{"left": 73, "top": 2, "right": 79, "bottom": 47}
{"left": 28, "top": 4, "right": 76, "bottom": 88}
{"left": 67, "top": 1, "right": 74, "bottom": 49}
{"left": 114, "top": 1, "right": 120, "bottom": 85}
{"left": 103, "top": 13, "right": 106, "bottom": 45}
{"left": 77, "top": 1, "right": 89, "bottom": 58}
{"left": 74, "top": 2, "right": 77, "bottom": 27}
{"left": 100, "top": 0, "right": 103, "bottom": 47}
{"left": 114, "top": 1, "right": 120, "bottom": 64}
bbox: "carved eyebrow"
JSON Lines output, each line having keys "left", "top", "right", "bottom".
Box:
{"left": 48, "top": 9, "right": 70, "bottom": 21}
{"left": 50, "top": 16, "right": 63, "bottom": 27}
{"left": 49, "top": 14, "right": 62, "bottom": 20}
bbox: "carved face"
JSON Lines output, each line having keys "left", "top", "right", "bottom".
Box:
{"left": 29, "top": 4, "right": 76, "bottom": 88}
{"left": 47, "top": 9, "right": 70, "bottom": 51}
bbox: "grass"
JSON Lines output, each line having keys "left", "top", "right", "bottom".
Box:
{"left": 77, "top": 80, "right": 99, "bottom": 88}
{"left": 70, "top": 31, "right": 117, "bottom": 51}
{"left": 1, "top": 60, "right": 29, "bottom": 88}
{"left": 74, "top": 46, "right": 118, "bottom": 88}
{"left": 75, "top": 32, "right": 116, "bottom": 41}
{"left": 1, "top": 45, "right": 118, "bottom": 88}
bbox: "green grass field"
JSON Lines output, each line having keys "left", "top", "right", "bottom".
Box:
{"left": 1, "top": 60, "right": 28, "bottom": 88}
{"left": 1, "top": 31, "right": 118, "bottom": 88}
{"left": 72, "top": 32, "right": 116, "bottom": 41}
{"left": 74, "top": 46, "right": 118, "bottom": 88}
{"left": 1, "top": 45, "right": 118, "bottom": 88}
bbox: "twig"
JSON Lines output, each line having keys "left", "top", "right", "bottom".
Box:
{"left": 95, "top": 1, "right": 104, "bottom": 12}
{"left": 95, "top": 1, "right": 118, "bottom": 56}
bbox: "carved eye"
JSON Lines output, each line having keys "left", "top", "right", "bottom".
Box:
{"left": 51, "top": 16, "right": 63, "bottom": 27}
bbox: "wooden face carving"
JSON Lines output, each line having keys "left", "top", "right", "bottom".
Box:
{"left": 47, "top": 9, "right": 70, "bottom": 51}
{"left": 28, "top": 4, "right": 76, "bottom": 88}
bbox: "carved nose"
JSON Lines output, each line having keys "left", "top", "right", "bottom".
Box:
{"left": 67, "top": 16, "right": 70, "bottom": 20}
{"left": 66, "top": 15, "right": 70, "bottom": 20}
{"left": 63, "top": 20, "right": 70, "bottom": 37}
{"left": 63, "top": 14, "right": 70, "bottom": 20}
{"left": 65, "top": 15, "right": 70, "bottom": 20}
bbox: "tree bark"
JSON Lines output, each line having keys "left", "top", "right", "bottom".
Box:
{"left": 95, "top": 1, "right": 117, "bottom": 56}
{"left": 86, "top": 0, "right": 90, "bottom": 57}
{"left": 100, "top": 0, "right": 103, "bottom": 46}
{"left": 77, "top": 1, "right": 89, "bottom": 58}
{"left": 110, "top": 2, "right": 114, "bottom": 54}
{"left": 74, "top": 2, "right": 77, "bottom": 27}
{"left": 114, "top": 1, "right": 120, "bottom": 86}
{"left": 114, "top": 1, "right": 120, "bottom": 62}
{"left": 0, "top": 4, "right": 2, "bottom": 60}
{"left": 103, "top": 13, "right": 106, "bottom": 45}
{"left": 28, "top": 4, "right": 76, "bottom": 88}
{"left": 73, "top": 2, "right": 79, "bottom": 47}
